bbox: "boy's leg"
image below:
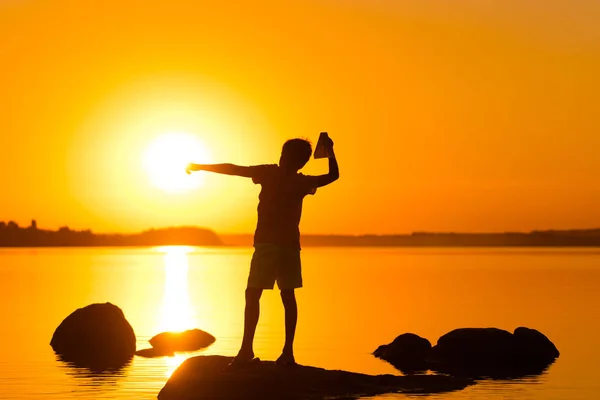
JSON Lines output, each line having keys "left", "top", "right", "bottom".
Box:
{"left": 236, "top": 287, "right": 263, "bottom": 360}
{"left": 278, "top": 289, "right": 297, "bottom": 363}
{"left": 275, "top": 246, "right": 302, "bottom": 364}
{"left": 236, "top": 244, "right": 276, "bottom": 362}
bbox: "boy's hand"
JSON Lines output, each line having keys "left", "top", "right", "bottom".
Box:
{"left": 185, "top": 163, "right": 193, "bottom": 174}
{"left": 323, "top": 135, "right": 334, "bottom": 158}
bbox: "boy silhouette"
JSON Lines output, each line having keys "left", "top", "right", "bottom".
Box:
{"left": 186, "top": 135, "right": 339, "bottom": 367}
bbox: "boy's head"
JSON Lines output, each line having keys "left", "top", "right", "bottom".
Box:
{"left": 279, "top": 138, "right": 312, "bottom": 171}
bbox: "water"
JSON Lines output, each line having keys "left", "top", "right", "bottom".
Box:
{"left": 1, "top": 247, "right": 599, "bottom": 399}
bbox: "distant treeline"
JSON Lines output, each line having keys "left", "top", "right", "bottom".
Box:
{"left": 0, "top": 220, "right": 222, "bottom": 247}
{"left": 223, "top": 229, "right": 600, "bottom": 247}
{"left": 3, "top": 220, "right": 600, "bottom": 247}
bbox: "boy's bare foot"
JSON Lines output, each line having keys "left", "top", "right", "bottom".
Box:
{"left": 236, "top": 349, "right": 255, "bottom": 361}
{"left": 224, "top": 350, "right": 259, "bottom": 371}
{"left": 275, "top": 352, "right": 297, "bottom": 366}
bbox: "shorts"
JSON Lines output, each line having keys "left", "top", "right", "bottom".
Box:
{"left": 247, "top": 243, "right": 303, "bottom": 290}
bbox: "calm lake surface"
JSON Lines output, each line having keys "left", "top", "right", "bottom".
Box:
{"left": 1, "top": 247, "right": 599, "bottom": 399}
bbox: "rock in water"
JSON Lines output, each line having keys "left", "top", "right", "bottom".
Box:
{"left": 513, "top": 327, "right": 560, "bottom": 365}
{"left": 135, "top": 347, "right": 175, "bottom": 358}
{"left": 158, "top": 355, "right": 475, "bottom": 400}
{"left": 50, "top": 303, "right": 136, "bottom": 369}
{"left": 149, "top": 329, "right": 216, "bottom": 353}
{"left": 431, "top": 327, "right": 515, "bottom": 368}
{"left": 373, "top": 333, "right": 432, "bottom": 373}
{"left": 374, "top": 327, "right": 560, "bottom": 378}
{"left": 429, "top": 327, "right": 559, "bottom": 378}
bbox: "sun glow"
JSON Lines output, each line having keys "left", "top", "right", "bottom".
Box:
{"left": 143, "top": 132, "right": 211, "bottom": 193}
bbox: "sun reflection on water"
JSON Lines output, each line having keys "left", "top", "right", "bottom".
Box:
{"left": 155, "top": 246, "right": 197, "bottom": 377}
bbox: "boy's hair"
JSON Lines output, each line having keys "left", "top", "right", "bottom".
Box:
{"left": 281, "top": 138, "right": 312, "bottom": 170}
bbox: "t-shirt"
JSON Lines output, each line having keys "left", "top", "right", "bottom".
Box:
{"left": 249, "top": 164, "right": 318, "bottom": 249}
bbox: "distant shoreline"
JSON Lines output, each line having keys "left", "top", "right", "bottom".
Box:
{"left": 2, "top": 220, "right": 600, "bottom": 247}
{"left": 222, "top": 231, "right": 600, "bottom": 247}
{"left": 0, "top": 221, "right": 222, "bottom": 247}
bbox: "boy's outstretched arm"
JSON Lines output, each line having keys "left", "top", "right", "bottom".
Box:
{"left": 186, "top": 163, "right": 254, "bottom": 177}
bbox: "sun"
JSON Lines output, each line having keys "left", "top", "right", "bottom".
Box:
{"left": 143, "top": 132, "right": 210, "bottom": 193}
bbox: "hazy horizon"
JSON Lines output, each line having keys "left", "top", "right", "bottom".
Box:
{"left": 3, "top": 219, "right": 600, "bottom": 236}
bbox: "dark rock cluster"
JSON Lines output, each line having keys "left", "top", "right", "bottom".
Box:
{"left": 374, "top": 327, "right": 559, "bottom": 378}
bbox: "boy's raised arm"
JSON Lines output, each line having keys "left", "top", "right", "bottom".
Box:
{"left": 306, "top": 147, "right": 340, "bottom": 188}
{"left": 186, "top": 163, "right": 254, "bottom": 178}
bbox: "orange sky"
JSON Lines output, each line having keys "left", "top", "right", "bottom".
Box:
{"left": 1, "top": 0, "right": 599, "bottom": 235}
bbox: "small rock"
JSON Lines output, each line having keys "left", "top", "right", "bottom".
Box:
{"left": 149, "top": 329, "right": 216, "bottom": 352}
{"left": 135, "top": 347, "right": 175, "bottom": 358}
{"left": 373, "top": 333, "right": 432, "bottom": 373}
